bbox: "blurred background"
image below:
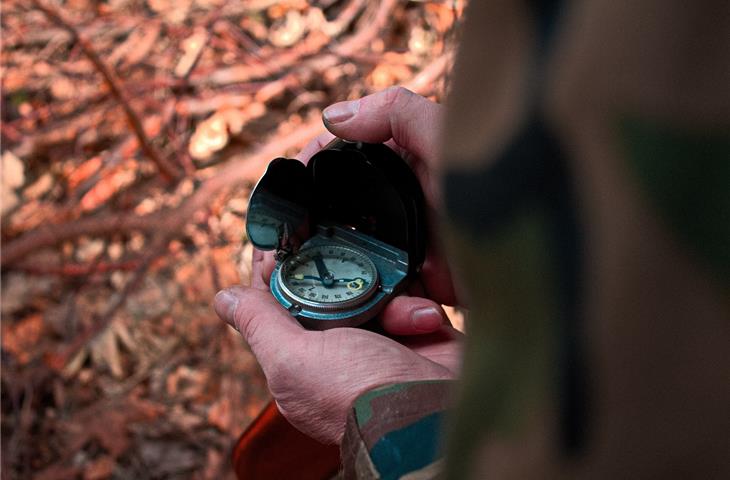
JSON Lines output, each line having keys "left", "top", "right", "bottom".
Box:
{"left": 1, "top": 0, "right": 463, "bottom": 478}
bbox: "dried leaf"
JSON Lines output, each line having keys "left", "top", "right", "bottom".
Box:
{"left": 1, "top": 150, "right": 24, "bottom": 215}
{"left": 207, "top": 397, "right": 231, "bottom": 431}
{"left": 83, "top": 455, "right": 115, "bottom": 480}
{"left": 50, "top": 76, "right": 78, "bottom": 100}
{"left": 408, "top": 26, "right": 436, "bottom": 56}
{"left": 123, "top": 23, "right": 161, "bottom": 65}
{"left": 79, "top": 165, "right": 136, "bottom": 212}
{"left": 269, "top": 10, "right": 307, "bottom": 47}
{"left": 33, "top": 464, "right": 80, "bottom": 480}
{"left": 90, "top": 325, "right": 125, "bottom": 378}
{"left": 23, "top": 173, "right": 54, "bottom": 199}
{"left": 147, "top": 0, "right": 191, "bottom": 23}
{"left": 166, "top": 365, "right": 209, "bottom": 400}
{"left": 188, "top": 103, "right": 265, "bottom": 160}
{"left": 2, "top": 314, "right": 44, "bottom": 365}
{"left": 67, "top": 156, "right": 102, "bottom": 191}
{"left": 62, "top": 397, "right": 162, "bottom": 459}
{"left": 175, "top": 29, "right": 207, "bottom": 77}
{"left": 61, "top": 348, "right": 89, "bottom": 378}
{"left": 188, "top": 115, "right": 228, "bottom": 161}
{"left": 76, "top": 238, "right": 106, "bottom": 262}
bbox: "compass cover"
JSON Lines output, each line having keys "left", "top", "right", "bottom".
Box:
{"left": 246, "top": 139, "right": 427, "bottom": 274}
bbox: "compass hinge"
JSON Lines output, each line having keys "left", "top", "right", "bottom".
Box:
{"left": 274, "top": 222, "right": 297, "bottom": 262}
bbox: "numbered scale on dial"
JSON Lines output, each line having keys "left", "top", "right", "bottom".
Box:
{"left": 279, "top": 245, "right": 378, "bottom": 309}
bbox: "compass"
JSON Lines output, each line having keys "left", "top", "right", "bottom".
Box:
{"left": 278, "top": 245, "right": 378, "bottom": 310}
{"left": 246, "top": 139, "right": 427, "bottom": 330}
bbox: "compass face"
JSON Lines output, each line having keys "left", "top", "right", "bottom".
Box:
{"left": 278, "top": 245, "right": 378, "bottom": 310}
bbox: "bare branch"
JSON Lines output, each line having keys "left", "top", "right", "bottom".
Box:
{"left": 31, "top": 0, "right": 182, "bottom": 181}
{"left": 2, "top": 118, "right": 326, "bottom": 266}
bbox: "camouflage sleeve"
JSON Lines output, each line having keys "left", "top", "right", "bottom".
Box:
{"left": 438, "top": 0, "right": 730, "bottom": 478}
{"left": 340, "top": 380, "right": 454, "bottom": 480}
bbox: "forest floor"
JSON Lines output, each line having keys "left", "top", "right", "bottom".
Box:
{"left": 1, "top": 0, "right": 461, "bottom": 478}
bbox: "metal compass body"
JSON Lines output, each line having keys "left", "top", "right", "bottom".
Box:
{"left": 246, "top": 139, "right": 426, "bottom": 329}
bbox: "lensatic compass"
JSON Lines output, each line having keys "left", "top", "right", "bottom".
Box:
{"left": 246, "top": 139, "right": 427, "bottom": 330}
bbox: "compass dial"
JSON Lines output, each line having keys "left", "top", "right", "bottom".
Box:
{"left": 278, "top": 245, "right": 378, "bottom": 310}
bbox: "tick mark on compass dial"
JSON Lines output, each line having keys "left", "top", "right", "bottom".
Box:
{"left": 280, "top": 245, "right": 378, "bottom": 305}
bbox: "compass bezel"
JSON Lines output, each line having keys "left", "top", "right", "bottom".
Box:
{"left": 277, "top": 245, "right": 379, "bottom": 311}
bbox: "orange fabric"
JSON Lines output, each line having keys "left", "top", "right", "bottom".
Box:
{"left": 232, "top": 401, "right": 341, "bottom": 479}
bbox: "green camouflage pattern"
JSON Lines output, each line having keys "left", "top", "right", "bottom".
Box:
{"left": 341, "top": 0, "right": 730, "bottom": 478}
{"left": 341, "top": 381, "right": 453, "bottom": 479}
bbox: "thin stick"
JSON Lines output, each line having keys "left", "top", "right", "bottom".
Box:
{"left": 14, "top": 260, "right": 141, "bottom": 277}
{"left": 31, "top": 0, "right": 182, "bottom": 181}
{"left": 2, "top": 118, "right": 326, "bottom": 266}
{"left": 45, "top": 237, "right": 169, "bottom": 371}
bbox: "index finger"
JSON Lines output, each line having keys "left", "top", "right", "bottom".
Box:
{"left": 295, "top": 131, "right": 336, "bottom": 164}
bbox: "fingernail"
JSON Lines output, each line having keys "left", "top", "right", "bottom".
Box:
{"left": 323, "top": 100, "right": 359, "bottom": 124}
{"left": 214, "top": 290, "right": 239, "bottom": 327}
{"left": 411, "top": 307, "right": 441, "bottom": 332}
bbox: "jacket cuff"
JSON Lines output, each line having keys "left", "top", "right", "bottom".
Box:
{"left": 340, "top": 380, "right": 455, "bottom": 479}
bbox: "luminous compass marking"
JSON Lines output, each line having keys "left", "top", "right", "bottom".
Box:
{"left": 278, "top": 245, "right": 378, "bottom": 310}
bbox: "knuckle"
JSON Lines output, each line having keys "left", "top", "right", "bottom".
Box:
{"left": 265, "top": 347, "right": 300, "bottom": 391}
{"left": 229, "top": 288, "right": 265, "bottom": 336}
{"left": 383, "top": 86, "right": 414, "bottom": 108}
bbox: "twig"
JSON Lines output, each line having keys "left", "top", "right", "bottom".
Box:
{"left": 333, "top": 0, "right": 398, "bottom": 57}
{"left": 404, "top": 52, "right": 453, "bottom": 93}
{"left": 44, "top": 236, "right": 170, "bottom": 372}
{"left": 2, "top": 47, "right": 450, "bottom": 268}
{"left": 2, "top": 118, "right": 326, "bottom": 266}
{"left": 14, "top": 260, "right": 141, "bottom": 277}
{"left": 192, "top": 0, "right": 380, "bottom": 88}
{"left": 31, "top": 0, "right": 182, "bottom": 181}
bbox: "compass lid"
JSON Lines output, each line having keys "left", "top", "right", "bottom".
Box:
{"left": 246, "top": 139, "right": 427, "bottom": 273}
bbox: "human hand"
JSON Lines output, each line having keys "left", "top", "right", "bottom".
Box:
{"left": 214, "top": 264, "right": 462, "bottom": 444}
{"left": 213, "top": 88, "right": 464, "bottom": 444}
{"left": 258, "top": 87, "right": 461, "bottom": 334}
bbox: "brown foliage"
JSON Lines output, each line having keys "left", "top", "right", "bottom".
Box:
{"left": 1, "top": 0, "right": 462, "bottom": 477}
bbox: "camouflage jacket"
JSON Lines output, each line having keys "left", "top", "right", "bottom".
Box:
{"left": 340, "top": 0, "right": 729, "bottom": 478}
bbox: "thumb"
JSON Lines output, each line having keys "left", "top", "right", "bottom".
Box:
{"left": 322, "top": 87, "right": 442, "bottom": 165}
{"left": 214, "top": 286, "right": 304, "bottom": 355}
{"left": 379, "top": 295, "right": 448, "bottom": 336}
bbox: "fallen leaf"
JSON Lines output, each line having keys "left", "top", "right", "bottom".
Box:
{"left": 207, "top": 397, "right": 231, "bottom": 431}
{"left": 50, "top": 76, "right": 78, "bottom": 100}
{"left": 2, "top": 314, "right": 44, "bottom": 364}
{"left": 166, "top": 365, "right": 209, "bottom": 400}
{"left": 90, "top": 325, "right": 125, "bottom": 378}
{"left": 33, "top": 464, "right": 80, "bottom": 480}
{"left": 169, "top": 404, "right": 204, "bottom": 430}
{"left": 1, "top": 150, "right": 24, "bottom": 215}
{"left": 147, "top": 0, "right": 191, "bottom": 23}
{"left": 368, "top": 63, "right": 412, "bottom": 89}
{"left": 83, "top": 455, "right": 115, "bottom": 480}
{"left": 269, "top": 10, "right": 306, "bottom": 47}
{"left": 188, "top": 103, "right": 265, "bottom": 161}
{"left": 1, "top": 273, "right": 55, "bottom": 316}
{"left": 76, "top": 238, "right": 106, "bottom": 262}
{"left": 61, "top": 396, "right": 163, "bottom": 459}
{"left": 188, "top": 114, "right": 228, "bottom": 161}
{"left": 138, "top": 440, "right": 200, "bottom": 477}
{"left": 23, "top": 172, "right": 53, "bottom": 199}
{"left": 123, "top": 23, "right": 161, "bottom": 66}
{"left": 66, "top": 156, "right": 102, "bottom": 191}
{"left": 79, "top": 165, "right": 136, "bottom": 212}
{"left": 175, "top": 29, "right": 207, "bottom": 77}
